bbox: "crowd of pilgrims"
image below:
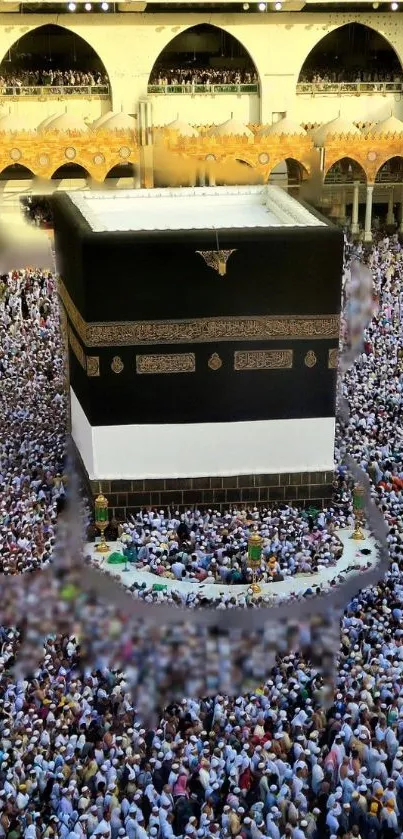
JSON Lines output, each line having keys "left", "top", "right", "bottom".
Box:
{"left": 104, "top": 507, "right": 345, "bottom": 586}
{"left": 0, "top": 69, "right": 108, "bottom": 90}
{"left": 1, "top": 233, "right": 403, "bottom": 837}
{"left": 148, "top": 68, "right": 258, "bottom": 87}
{"left": 298, "top": 69, "right": 403, "bottom": 85}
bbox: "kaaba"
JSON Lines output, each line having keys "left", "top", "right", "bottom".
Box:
{"left": 53, "top": 185, "right": 343, "bottom": 516}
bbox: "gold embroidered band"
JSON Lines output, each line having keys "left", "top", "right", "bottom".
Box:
{"left": 86, "top": 356, "right": 100, "bottom": 377}
{"left": 66, "top": 320, "right": 100, "bottom": 377}
{"left": 328, "top": 348, "right": 339, "bottom": 369}
{"left": 234, "top": 349, "right": 293, "bottom": 371}
{"left": 67, "top": 324, "right": 86, "bottom": 371}
{"left": 58, "top": 279, "right": 340, "bottom": 348}
{"left": 136, "top": 353, "right": 196, "bottom": 374}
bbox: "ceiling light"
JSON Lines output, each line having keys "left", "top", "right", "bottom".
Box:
{"left": 101, "top": 1, "right": 109, "bottom": 7}
{"left": 391, "top": 2, "right": 398, "bottom": 8}
{"left": 68, "top": 2, "right": 76, "bottom": 9}
{"left": 258, "top": 2, "right": 266, "bottom": 9}
{"left": 85, "top": 2, "right": 92, "bottom": 8}
{"left": 243, "top": 2, "right": 249, "bottom": 7}
{"left": 275, "top": 1, "right": 282, "bottom": 8}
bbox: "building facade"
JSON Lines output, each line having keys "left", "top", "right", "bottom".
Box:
{"left": 0, "top": 8, "right": 402, "bottom": 236}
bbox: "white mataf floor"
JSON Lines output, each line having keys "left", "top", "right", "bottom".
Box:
{"left": 87, "top": 528, "right": 376, "bottom": 603}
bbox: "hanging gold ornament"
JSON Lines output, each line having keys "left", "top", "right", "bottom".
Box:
{"left": 196, "top": 249, "right": 237, "bottom": 276}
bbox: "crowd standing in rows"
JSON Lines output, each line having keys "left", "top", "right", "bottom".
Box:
{"left": 0, "top": 69, "right": 108, "bottom": 90}
{"left": 149, "top": 68, "right": 258, "bottom": 87}
{"left": 298, "top": 68, "right": 402, "bottom": 85}
{"left": 1, "top": 234, "right": 403, "bottom": 837}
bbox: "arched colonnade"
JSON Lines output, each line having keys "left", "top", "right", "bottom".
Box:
{"left": 0, "top": 15, "right": 403, "bottom": 119}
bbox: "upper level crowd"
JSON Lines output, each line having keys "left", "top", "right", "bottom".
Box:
{"left": 1, "top": 62, "right": 400, "bottom": 92}
{"left": 298, "top": 69, "right": 403, "bottom": 85}
{"left": 0, "top": 69, "right": 109, "bottom": 89}
{"left": 148, "top": 68, "right": 258, "bottom": 87}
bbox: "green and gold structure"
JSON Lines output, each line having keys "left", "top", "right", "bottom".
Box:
{"left": 351, "top": 483, "right": 366, "bottom": 541}
{"left": 248, "top": 530, "right": 264, "bottom": 595}
{"left": 94, "top": 491, "right": 110, "bottom": 553}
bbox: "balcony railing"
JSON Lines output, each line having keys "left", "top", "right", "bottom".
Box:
{"left": 147, "top": 83, "right": 259, "bottom": 95}
{"left": 0, "top": 84, "right": 110, "bottom": 98}
{"left": 297, "top": 81, "right": 403, "bottom": 95}
{"left": 324, "top": 172, "right": 366, "bottom": 184}
{"left": 375, "top": 171, "right": 403, "bottom": 184}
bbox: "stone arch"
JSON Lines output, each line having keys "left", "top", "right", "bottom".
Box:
{"left": 0, "top": 164, "right": 35, "bottom": 180}
{"left": 0, "top": 163, "right": 37, "bottom": 202}
{"left": 268, "top": 158, "right": 308, "bottom": 187}
{"left": 324, "top": 156, "right": 367, "bottom": 184}
{"left": 212, "top": 156, "right": 259, "bottom": 186}
{"left": 51, "top": 162, "right": 91, "bottom": 188}
{"left": 375, "top": 155, "right": 403, "bottom": 183}
{"left": 297, "top": 22, "right": 403, "bottom": 83}
{"left": 0, "top": 23, "right": 112, "bottom": 89}
{"left": 104, "top": 162, "right": 138, "bottom": 188}
{"left": 148, "top": 23, "right": 260, "bottom": 89}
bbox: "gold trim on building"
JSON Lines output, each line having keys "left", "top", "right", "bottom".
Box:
{"left": 87, "top": 356, "right": 100, "bottom": 377}
{"left": 304, "top": 350, "right": 317, "bottom": 368}
{"left": 59, "top": 302, "right": 70, "bottom": 395}
{"left": 328, "top": 348, "right": 339, "bottom": 369}
{"left": 58, "top": 279, "right": 88, "bottom": 344}
{"left": 67, "top": 324, "right": 86, "bottom": 371}
{"left": 58, "top": 278, "right": 340, "bottom": 348}
{"left": 111, "top": 355, "right": 124, "bottom": 374}
{"left": 234, "top": 349, "right": 293, "bottom": 370}
{"left": 136, "top": 353, "right": 196, "bottom": 374}
{"left": 208, "top": 353, "right": 223, "bottom": 371}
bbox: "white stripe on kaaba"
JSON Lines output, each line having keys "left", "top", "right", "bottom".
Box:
{"left": 71, "top": 388, "right": 335, "bottom": 481}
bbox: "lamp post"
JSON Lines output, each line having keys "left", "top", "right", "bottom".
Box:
{"left": 94, "top": 492, "right": 110, "bottom": 553}
{"left": 248, "top": 530, "right": 263, "bottom": 595}
{"left": 351, "top": 483, "right": 365, "bottom": 541}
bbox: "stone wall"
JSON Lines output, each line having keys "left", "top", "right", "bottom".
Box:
{"left": 87, "top": 471, "right": 335, "bottom": 519}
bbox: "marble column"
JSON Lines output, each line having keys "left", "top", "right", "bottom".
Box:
{"left": 386, "top": 186, "right": 395, "bottom": 226}
{"left": 351, "top": 180, "right": 360, "bottom": 235}
{"left": 364, "top": 183, "right": 374, "bottom": 242}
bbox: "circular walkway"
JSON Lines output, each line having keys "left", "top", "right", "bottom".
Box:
{"left": 87, "top": 527, "right": 377, "bottom": 602}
